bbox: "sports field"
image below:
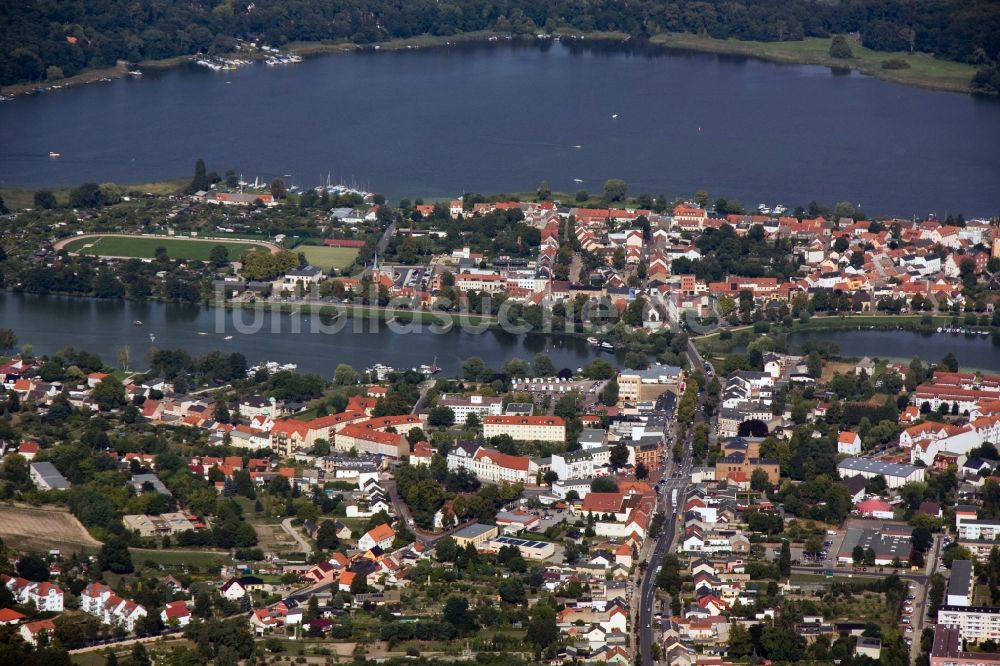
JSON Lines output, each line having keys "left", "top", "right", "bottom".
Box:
{"left": 60, "top": 234, "right": 275, "bottom": 261}
{"left": 297, "top": 245, "right": 359, "bottom": 270}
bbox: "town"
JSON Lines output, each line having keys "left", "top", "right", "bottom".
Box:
{"left": 1, "top": 174, "right": 1000, "bottom": 666}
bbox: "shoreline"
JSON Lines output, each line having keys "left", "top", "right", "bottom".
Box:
{"left": 650, "top": 33, "right": 975, "bottom": 95}
{"left": 1, "top": 30, "right": 976, "bottom": 101}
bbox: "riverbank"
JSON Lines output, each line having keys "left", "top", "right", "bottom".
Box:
{"left": 650, "top": 33, "right": 975, "bottom": 94}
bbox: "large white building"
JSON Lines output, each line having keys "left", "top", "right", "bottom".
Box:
{"left": 437, "top": 394, "right": 502, "bottom": 424}
{"left": 483, "top": 415, "right": 565, "bottom": 443}
{"left": 937, "top": 606, "right": 1000, "bottom": 643}
{"left": 447, "top": 442, "right": 537, "bottom": 484}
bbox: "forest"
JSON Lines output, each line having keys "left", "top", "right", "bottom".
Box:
{"left": 1, "top": 0, "right": 998, "bottom": 93}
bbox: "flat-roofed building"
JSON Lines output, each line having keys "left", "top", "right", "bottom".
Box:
{"left": 483, "top": 415, "right": 565, "bottom": 443}
{"left": 618, "top": 366, "right": 682, "bottom": 403}
{"left": 938, "top": 606, "right": 1000, "bottom": 643}
{"left": 29, "top": 462, "right": 69, "bottom": 491}
{"left": 837, "top": 457, "right": 925, "bottom": 488}
{"left": 437, "top": 394, "right": 502, "bottom": 424}
{"left": 483, "top": 535, "right": 555, "bottom": 560}
{"left": 451, "top": 523, "right": 499, "bottom": 549}
{"left": 931, "top": 624, "right": 1000, "bottom": 666}
{"left": 948, "top": 560, "right": 974, "bottom": 607}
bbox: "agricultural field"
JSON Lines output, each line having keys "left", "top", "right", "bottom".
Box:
{"left": 59, "top": 234, "right": 275, "bottom": 261}
{"left": 297, "top": 245, "right": 359, "bottom": 271}
{"left": 0, "top": 504, "right": 101, "bottom": 554}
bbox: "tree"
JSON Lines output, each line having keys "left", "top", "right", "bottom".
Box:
{"left": 98, "top": 537, "right": 133, "bottom": 573}
{"left": 603, "top": 179, "right": 627, "bottom": 202}
{"left": 536, "top": 180, "right": 551, "bottom": 200}
{"left": 443, "top": 596, "right": 477, "bottom": 634}
{"left": 533, "top": 353, "right": 555, "bottom": 377}
{"left": 16, "top": 552, "right": 49, "bottom": 581}
{"left": 778, "top": 540, "right": 791, "bottom": 577}
{"left": 189, "top": 159, "right": 209, "bottom": 193}
{"left": 435, "top": 536, "right": 458, "bottom": 562}
{"left": 92, "top": 376, "right": 127, "bottom": 411}
{"left": 526, "top": 603, "right": 558, "bottom": 656}
{"left": 635, "top": 462, "right": 648, "bottom": 479}
{"left": 333, "top": 363, "right": 357, "bottom": 385}
{"left": 940, "top": 352, "right": 959, "bottom": 372}
{"left": 428, "top": 406, "right": 455, "bottom": 427}
{"left": 0, "top": 328, "right": 17, "bottom": 352}
{"left": 131, "top": 643, "right": 151, "bottom": 666}
{"left": 830, "top": 34, "right": 854, "bottom": 58}
{"left": 461, "top": 356, "right": 488, "bottom": 381}
{"left": 750, "top": 468, "right": 771, "bottom": 491}
{"left": 316, "top": 521, "right": 341, "bottom": 550}
{"left": 209, "top": 245, "right": 230, "bottom": 265}
{"left": 269, "top": 178, "right": 287, "bottom": 199}
{"left": 33, "top": 190, "right": 57, "bottom": 209}
{"left": 69, "top": 182, "right": 103, "bottom": 208}
{"left": 609, "top": 443, "right": 629, "bottom": 469}
{"left": 804, "top": 535, "right": 824, "bottom": 556}
{"left": 591, "top": 477, "right": 618, "bottom": 493}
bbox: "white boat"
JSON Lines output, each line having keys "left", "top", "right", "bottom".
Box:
{"left": 573, "top": 178, "right": 584, "bottom": 183}
{"left": 224, "top": 335, "right": 233, "bottom": 340}
{"left": 132, "top": 320, "right": 143, "bottom": 327}
{"left": 600, "top": 341, "right": 615, "bottom": 351}
{"left": 572, "top": 145, "right": 582, "bottom": 149}
{"left": 148, "top": 333, "right": 156, "bottom": 342}
{"left": 48, "top": 151, "right": 60, "bottom": 159}
{"left": 128, "top": 70, "right": 142, "bottom": 77}
{"left": 936, "top": 327, "right": 943, "bottom": 333}
{"left": 611, "top": 113, "right": 618, "bottom": 119}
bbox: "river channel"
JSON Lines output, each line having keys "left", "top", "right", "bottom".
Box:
{"left": 0, "top": 293, "right": 601, "bottom": 376}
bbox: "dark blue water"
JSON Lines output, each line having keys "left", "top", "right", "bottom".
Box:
{"left": 1, "top": 42, "right": 998, "bottom": 216}
{"left": 0, "top": 293, "right": 598, "bottom": 376}
{"left": 788, "top": 329, "right": 1000, "bottom": 371}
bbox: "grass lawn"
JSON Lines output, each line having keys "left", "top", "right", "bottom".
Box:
{"left": 650, "top": 33, "right": 974, "bottom": 93}
{"left": 297, "top": 245, "right": 360, "bottom": 271}
{"left": 130, "top": 548, "right": 229, "bottom": 568}
{"left": 63, "top": 235, "right": 270, "bottom": 261}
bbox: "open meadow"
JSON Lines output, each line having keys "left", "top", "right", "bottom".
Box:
{"left": 297, "top": 245, "right": 359, "bottom": 271}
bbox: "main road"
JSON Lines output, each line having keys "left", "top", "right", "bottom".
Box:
{"left": 637, "top": 388, "right": 692, "bottom": 665}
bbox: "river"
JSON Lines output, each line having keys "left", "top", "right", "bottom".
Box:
{"left": 787, "top": 329, "right": 1000, "bottom": 371}
{"left": 1, "top": 41, "right": 998, "bottom": 216}
{"left": 0, "top": 293, "right": 602, "bottom": 377}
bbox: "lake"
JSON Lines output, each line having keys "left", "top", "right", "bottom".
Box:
{"left": 786, "top": 329, "right": 1000, "bottom": 371}
{"left": 0, "top": 293, "right": 602, "bottom": 376}
{"left": 1, "top": 41, "right": 999, "bottom": 216}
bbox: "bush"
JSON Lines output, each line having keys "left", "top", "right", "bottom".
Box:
{"left": 881, "top": 58, "right": 911, "bottom": 70}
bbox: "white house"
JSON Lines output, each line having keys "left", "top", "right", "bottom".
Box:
{"left": 837, "top": 432, "right": 862, "bottom": 456}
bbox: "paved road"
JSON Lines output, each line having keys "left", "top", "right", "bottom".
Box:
{"left": 637, "top": 387, "right": 690, "bottom": 665}
{"left": 280, "top": 517, "right": 313, "bottom": 553}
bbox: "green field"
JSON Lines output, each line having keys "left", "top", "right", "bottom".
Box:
{"left": 650, "top": 33, "right": 975, "bottom": 93}
{"left": 130, "top": 548, "right": 229, "bottom": 568}
{"left": 297, "top": 245, "right": 360, "bottom": 270}
{"left": 63, "top": 235, "right": 271, "bottom": 261}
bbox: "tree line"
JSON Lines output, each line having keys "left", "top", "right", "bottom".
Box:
{"left": 1, "top": 0, "right": 998, "bottom": 93}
